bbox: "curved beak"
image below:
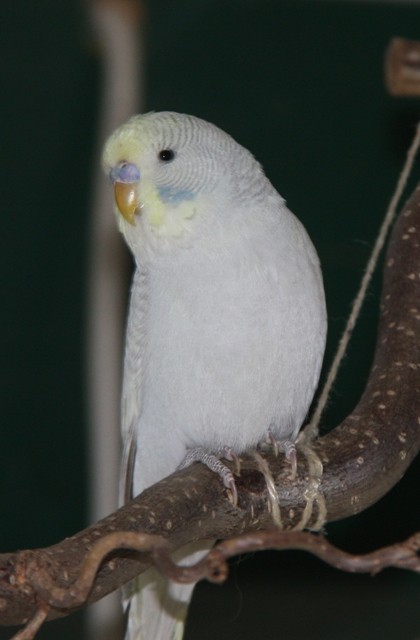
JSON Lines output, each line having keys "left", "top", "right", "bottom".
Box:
{"left": 114, "top": 183, "right": 140, "bottom": 225}
{"left": 109, "top": 163, "right": 141, "bottom": 225}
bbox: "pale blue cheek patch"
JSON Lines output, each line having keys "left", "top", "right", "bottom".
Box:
{"left": 157, "top": 184, "right": 195, "bottom": 204}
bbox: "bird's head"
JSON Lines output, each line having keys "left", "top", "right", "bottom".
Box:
{"left": 102, "top": 111, "right": 267, "bottom": 258}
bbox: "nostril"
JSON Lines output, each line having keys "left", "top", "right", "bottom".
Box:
{"left": 109, "top": 162, "right": 140, "bottom": 184}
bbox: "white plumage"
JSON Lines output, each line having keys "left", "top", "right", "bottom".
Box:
{"left": 102, "top": 111, "right": 327, "bottom": 639}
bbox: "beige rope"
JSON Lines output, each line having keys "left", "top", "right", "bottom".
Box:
{"left": 305, "top": 121, "right": 420, "bottom": 440}
{"left": 292, "top": 443, "right": 326, "bottom": 531}
{"left": 251, "top": 451, "right": 283, "bottom": 528}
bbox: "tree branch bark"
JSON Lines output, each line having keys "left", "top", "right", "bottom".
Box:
{"left": 1, "top": 180, "right": 419, "bottom": 632}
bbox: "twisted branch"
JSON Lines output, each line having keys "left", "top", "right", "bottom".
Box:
{"left": 10, "top": 529, "right": 420, "bottom": 640}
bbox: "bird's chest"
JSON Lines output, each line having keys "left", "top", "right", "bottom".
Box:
{"left": 144, "top": 268, "right": 258, "bottom": 379}
{"left": 133, "top": 256, "right": 312, "bottom": 447}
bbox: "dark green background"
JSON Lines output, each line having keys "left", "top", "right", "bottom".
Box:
{"left": 1, "top": 1, "right": 419, "bottom": 638}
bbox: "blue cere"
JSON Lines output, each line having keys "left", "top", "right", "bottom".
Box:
{"left": 109, "top": 162, "right": 140, "bottom": 184}
{"left": 158, "top": 185, "right": 195, "bottom": 204}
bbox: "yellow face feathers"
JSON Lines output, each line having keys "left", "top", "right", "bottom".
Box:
{"left": 103, "top": 115, "right": 201, "bottom": 239}
{"left": 140, "top": 180, "right": 166, "bottom": 228}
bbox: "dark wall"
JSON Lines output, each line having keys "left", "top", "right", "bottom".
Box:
{"left": 1, "top": 1, "right": 419, "bottom": 638}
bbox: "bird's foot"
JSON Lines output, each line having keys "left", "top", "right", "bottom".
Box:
{"left": 218, "top": 446, "right": 241, "bottom": 475}
{"left": 178, "top": 447, "right": 238, "bottom": 506}
{"left": 282, "top": 440, "right": 297, "bottom": 479}
{"left": 266, "top": 429, "right": 279, "bottom": 457}
{"left": 263, "top": 431, "right": 297, "bottom": 479}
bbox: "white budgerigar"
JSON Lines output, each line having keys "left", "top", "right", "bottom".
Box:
{"left": 102, "top": 111, "right": 327, "bottom": 640}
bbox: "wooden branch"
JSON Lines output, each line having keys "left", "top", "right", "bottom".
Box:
{"left": 1, "top": 180, "right": 419, "bottom": 632}
{"left": 42, "top": 528, "right": 420, "bottom": 601}
{"left": 385, "top": 37, "right": 420, "bottom": 96}
{"left": 197, "top": 530, "right": 420, "bottom": 578}
{"left": 11, "top": 529, "right": 420, "bottom": 640}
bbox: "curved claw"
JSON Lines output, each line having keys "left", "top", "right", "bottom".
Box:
{"left": 219, "top": 446, "right": 241, "bottom": 476}
{"left": 261, "top": 431, "right": 297, "bottom": 479}
{"left": 283, "top": 440, "right": 297, "bottom": 479}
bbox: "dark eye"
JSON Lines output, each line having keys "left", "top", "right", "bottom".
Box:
{"left": 158, "top": 149, "right": 175, "bottom": 162}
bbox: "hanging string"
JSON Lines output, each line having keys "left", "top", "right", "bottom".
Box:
{"left": 304, "top": 121, "right": 420, "bottom": 441}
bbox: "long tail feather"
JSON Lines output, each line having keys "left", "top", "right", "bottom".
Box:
{"left": 124, "top": 540, "right": 213, "bottom": 640}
